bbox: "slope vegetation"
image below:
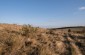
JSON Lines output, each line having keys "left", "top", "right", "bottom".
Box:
{"left": 0, "top": 24, "right": 85, "bottom": 55}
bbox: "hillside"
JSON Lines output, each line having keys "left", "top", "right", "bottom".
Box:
{"left": 0, "top": 24, "right": 85, "bottom": 55}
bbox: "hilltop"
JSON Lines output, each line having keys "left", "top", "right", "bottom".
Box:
{"left": 0, "top": 24, "right": 85, "bottom": 55}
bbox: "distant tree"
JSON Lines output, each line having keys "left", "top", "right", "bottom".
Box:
{"left": 82, "top": 29, "right": 85, "bottom": 33}
{"left": 68, "top": 29, "right": 71, "bottom": 32}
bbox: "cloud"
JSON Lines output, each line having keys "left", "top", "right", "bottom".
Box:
{"left": 79, "top": 6, "right": 85, "bottom": 10}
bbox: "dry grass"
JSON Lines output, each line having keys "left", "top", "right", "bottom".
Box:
{"left": 0, "top": 24, "right": 85, "bottom": 55}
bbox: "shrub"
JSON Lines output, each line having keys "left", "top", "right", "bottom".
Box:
{"left": 21, "top": 24, "right": 38, "bottom": 36}
{"left": 68, "top": 29, "right": 71, "bottom": 32}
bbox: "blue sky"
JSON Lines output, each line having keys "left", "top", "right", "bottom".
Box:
{"left": 0, "top": 0, "right": 85, "bottom": 28}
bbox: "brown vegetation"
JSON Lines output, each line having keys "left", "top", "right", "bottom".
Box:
{"left": 0, "top": 24, "right": 85, "bottom": 55}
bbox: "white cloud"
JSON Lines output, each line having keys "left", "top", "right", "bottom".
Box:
{"left": 79, "top": 6, "right": 85, "bottom": 10}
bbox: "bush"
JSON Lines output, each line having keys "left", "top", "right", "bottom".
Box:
{"left": 68, "top": 29, "right": 71, "bottom": 32}
{"left": 21, "top": 24, "right": 38, "bottom": 36}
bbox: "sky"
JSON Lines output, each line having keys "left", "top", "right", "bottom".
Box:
{"left": 0, "top": 0, "right": 85, "bottom": 28}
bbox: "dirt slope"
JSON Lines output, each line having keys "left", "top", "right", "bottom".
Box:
{"left": 0, "top": 24, "right": 85, "bottom": 55}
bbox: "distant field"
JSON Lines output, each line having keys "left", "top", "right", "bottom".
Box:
{"left": 49, "top": 26, "right": 85, "bottom": 34}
